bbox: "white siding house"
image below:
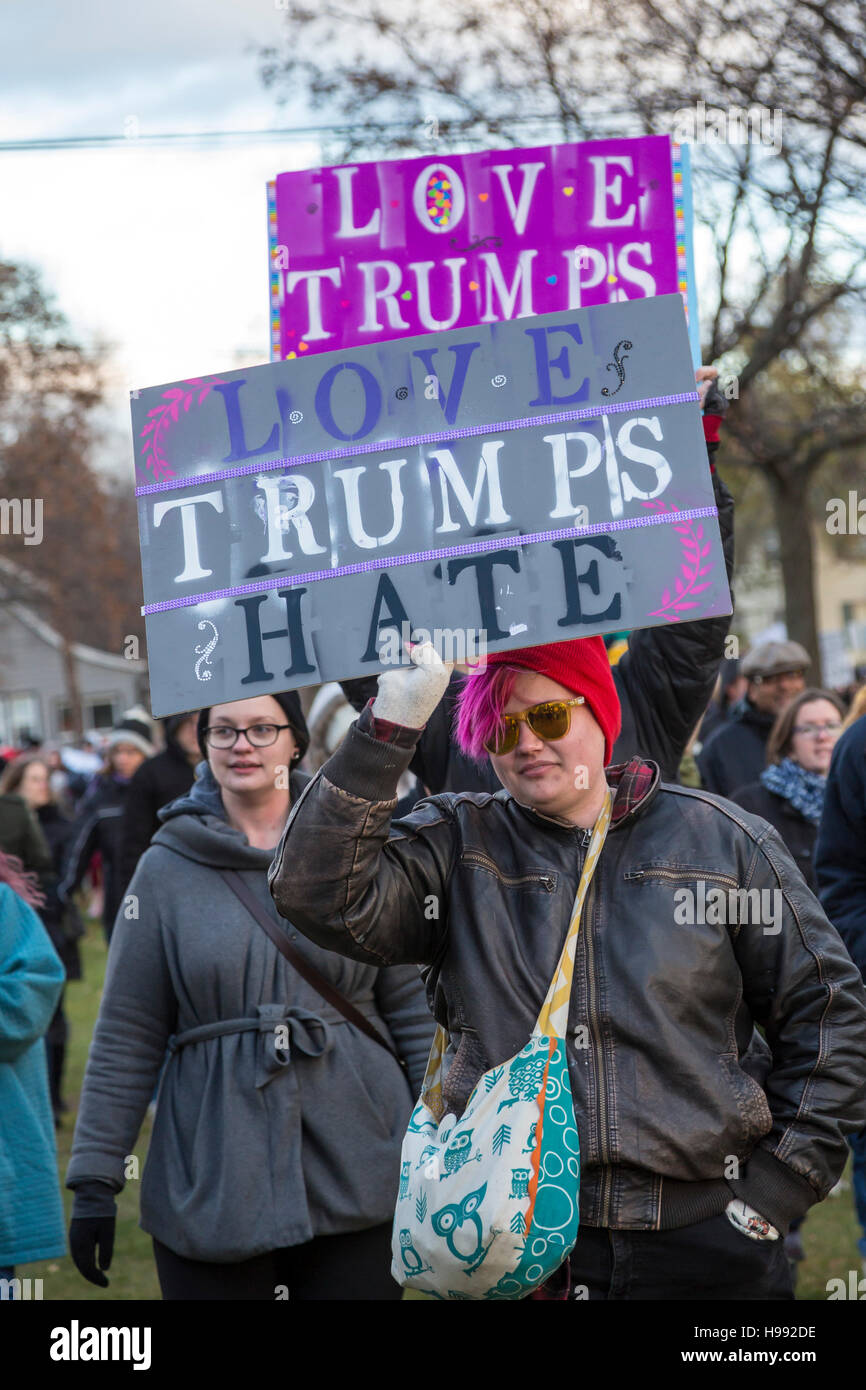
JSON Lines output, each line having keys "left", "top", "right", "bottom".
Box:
{"left": 0, "top": 598, "right": 147, "bottom": 741}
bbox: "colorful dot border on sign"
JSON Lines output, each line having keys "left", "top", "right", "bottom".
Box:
{"left": 671, "top": 144, "right": 691, "bottom": 329}
{"left": 267, "top": 180, "right": 282, "bottom": 362}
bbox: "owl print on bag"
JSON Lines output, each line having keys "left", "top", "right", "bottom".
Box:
{"left": 497, "top": 1048, "right": 548, "bottom": 1111}
{"left": 431, "top": 1184, "right": 491, "bottom": 1275}
{"left": 441, "top": 1129, "right": 483, "bottom": 1180}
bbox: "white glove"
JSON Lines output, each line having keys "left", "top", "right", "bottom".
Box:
{"left": 725, "top": 1197, "right": 780, "bottom": 1241}
{"left": 371, "top": 640, "right": 454, "bottom": 730}
{"left": 695, "top": 364, "right": 719, "bottom": 408}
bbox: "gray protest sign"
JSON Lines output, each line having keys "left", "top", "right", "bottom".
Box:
{"left": 132, "top": 293, "right": 730, "bottom": 716}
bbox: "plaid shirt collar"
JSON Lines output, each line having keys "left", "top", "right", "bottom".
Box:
{"left": 606, "top": 757, "right": 659, "bottom": 825}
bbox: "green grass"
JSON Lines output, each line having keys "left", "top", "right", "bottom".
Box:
{"left": 21, "top": 916, "right": 865, "bottom": 1301}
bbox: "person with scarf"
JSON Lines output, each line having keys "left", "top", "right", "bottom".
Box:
{"left": 729, "top": 686, "right": 846, "bottom": 1280}
{"left": 730, "top": 688, "right": 845, "bottom": 894}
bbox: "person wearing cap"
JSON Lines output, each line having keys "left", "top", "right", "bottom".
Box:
{"left": 117, "top": 712, "right": 201, "bottom": 899}
{"left": 270, "top": 637, "right": 866, "bottom": 1300}
{"left": 57, "top": 715, "right": 156, "bottom": 943}
{"left": 697, "top": 640, "right": 811, "bottom": 799}
{"left": 66, "top": 692, "right": 433, "bottom": 1300}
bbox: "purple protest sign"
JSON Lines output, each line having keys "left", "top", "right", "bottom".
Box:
{"left": 267, "top": 135, "right": 697, "bottom": 362}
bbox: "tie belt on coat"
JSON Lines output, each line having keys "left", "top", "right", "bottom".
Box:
{"left": 166, "top": 1000, "right": 387, "bottom": 1088}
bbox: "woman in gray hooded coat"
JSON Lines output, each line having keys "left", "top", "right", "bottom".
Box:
{"left": 66, "top": 692, "right": 433, "bottom": 1300}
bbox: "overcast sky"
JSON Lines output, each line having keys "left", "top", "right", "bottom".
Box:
{"left": 0, "top": 0, "right": 320, "bottom": 464}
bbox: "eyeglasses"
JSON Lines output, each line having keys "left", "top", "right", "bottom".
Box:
{"left": 483, "top": 698, "right": 585, "bottom": 756}
{"left": 792, "top": 722, "right": 842, "bottom": 737}
{"left": 203, "top": 723, "right": 292, "bottom": 749}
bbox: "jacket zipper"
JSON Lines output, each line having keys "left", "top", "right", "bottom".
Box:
{"left": 460, "top": 851, "right": 556, "bottom": 890}
{"left": 581, "top": 873, "right": 613, "bottom": 1225}
{"left": 624, "top": 867, "right": 739, "bottom": 889}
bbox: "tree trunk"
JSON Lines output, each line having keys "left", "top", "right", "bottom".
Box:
{"left": 768, "top": 472, "right": 821, "bottom": 678}
{"left": 59, "top": 632, "right": 84, "bottom": 738}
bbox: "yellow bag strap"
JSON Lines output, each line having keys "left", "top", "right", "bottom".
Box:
{"left": 535, "top": 788, "right": 612, "bottom": 1039}
{"left": 419, "top": 788, "right": 613, "bottom": 1122}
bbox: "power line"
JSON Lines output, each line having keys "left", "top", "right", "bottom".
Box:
{"left": 0, "top": 113, "right": 633, "bottom": 154}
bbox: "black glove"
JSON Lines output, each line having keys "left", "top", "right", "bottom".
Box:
{"left": 69, "top": 1180, "right": 118, "bottom": 1287}
{"left": 701, "top": 377, "right": 729, "bottom": 419}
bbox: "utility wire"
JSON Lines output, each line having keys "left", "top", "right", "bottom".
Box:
{"left": 0, "top": 113, "right": 635, "bottom": 154}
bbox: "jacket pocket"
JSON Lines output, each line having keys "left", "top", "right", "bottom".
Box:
{"left": 624, "top": 866, "right": 739, "bottom": 889}
{"left": 718, "top": 1053, "right": 773, "bottom": 1147}
{"left": 459, "top": 850, "right": 557, "bottom": 892}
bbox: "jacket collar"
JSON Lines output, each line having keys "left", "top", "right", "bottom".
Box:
{"left": 158, "top": 761, "right": 311, "bottom": 823}
{"left": 731, "top": 696, "right": 776, "bottom": 731}
{"left": 512, "top": 757, "right": 660, "bottom": 838}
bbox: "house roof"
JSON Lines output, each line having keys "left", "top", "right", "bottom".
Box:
{"left": 2, "top": 600, "right": 146, "bottom": 674}
{"left": 0, "top": 555, "right": 146, "bottom": 674}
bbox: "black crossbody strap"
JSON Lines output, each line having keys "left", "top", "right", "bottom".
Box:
{"left": 218, "top": 869, "right": 405, "bottom": 1069}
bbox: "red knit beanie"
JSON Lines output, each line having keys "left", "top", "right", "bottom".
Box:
{"left": 485, "top": 637, "right": 622, "bottom": 766}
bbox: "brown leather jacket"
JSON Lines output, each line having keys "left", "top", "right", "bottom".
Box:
{"left": 269, "top": 707, "right": 866, "bottom": 1234}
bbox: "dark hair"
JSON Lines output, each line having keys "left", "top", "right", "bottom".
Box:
{"left": 196, "top": 692, "right": 310, "bottom": 763}
{"left": 765, "top": 687, "right": 846, "bottom": 766}
{"left": 0, "top": 754, "right": 51, "bottom": 799}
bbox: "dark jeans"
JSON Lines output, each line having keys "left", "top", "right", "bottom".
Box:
{"left": 45, "top": 991, "right": 68, "bottom": 1117}
{"left": 556, "top": 1212, "right": 795, "bottom": 1300}
{"left": 152, "top": 1223, "right": 402, "bottom": 1301}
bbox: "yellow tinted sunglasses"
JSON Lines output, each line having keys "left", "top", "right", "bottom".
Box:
{"left": 484, "top": 697, "right": 586, "bottom": 756}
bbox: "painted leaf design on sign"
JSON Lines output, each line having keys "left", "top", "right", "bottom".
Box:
{"left": 138, "top": 376, "right": 226, "bottom": 482}
{"left": 643, "top": 497, "right": 718, "bottom": 624}
{"left": 492, "top": 1124, "right": 511, "bottom": 1155}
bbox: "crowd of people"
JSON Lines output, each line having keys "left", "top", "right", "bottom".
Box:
{"left": 1, "top": 386, "right": 866, "bottom": 1302}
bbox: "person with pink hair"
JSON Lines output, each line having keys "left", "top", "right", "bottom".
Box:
{"left": 272, "top": 636, "right": 866, "bottom": 1300}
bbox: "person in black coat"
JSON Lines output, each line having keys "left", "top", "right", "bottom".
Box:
{"left": 340, "top": 383, "right": 736, "bottom": 790}
{"left": 730, "top": 689, "right": 845, "bottom": 893}
{"left": 815, "top": 708, "right": 866, "bottom": 1000}
{"left": 0, "top": 755, "right": 85, "bottom": 1120}
{"left": 0, "top": 786, "right": 52, "bottom": 877}
{"left": 697, "top": 640, "right": 811, "bottom": 797}
{"left": 729, "top": 686, "right": 845, "bottom": 1276}
{"left": 814, "top": 709, "right": 866, "bottom": 1271}
{"left": 117, "top": 713, "right": 199, "bottom": 898}
{"left": 58, "top": 717, "right": 154, "bottom": 943}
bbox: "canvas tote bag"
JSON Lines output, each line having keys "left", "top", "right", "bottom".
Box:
{"left": 392, "top": 789, "right": 612, "bottom": 1300}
